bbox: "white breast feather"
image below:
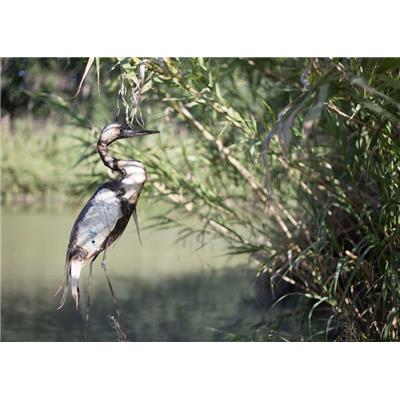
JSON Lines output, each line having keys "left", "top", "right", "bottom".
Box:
{"left": 121, "top": 167, "right": 146, "bottom": 201}
{"left": 76, "top": 189, "right": 122, "bottom": 255}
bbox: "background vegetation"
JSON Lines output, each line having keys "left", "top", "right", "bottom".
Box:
{"left": 2, "top": 57, "right": 400, "bottom": 340}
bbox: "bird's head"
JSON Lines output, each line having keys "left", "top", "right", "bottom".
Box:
{"left": 99, "top": 122, "right": 159, "bottom": 145}
{"left": 97, "top": 122, "right": 159, "bottom": 172}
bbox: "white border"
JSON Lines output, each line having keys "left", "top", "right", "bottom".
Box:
{"left": 1, "top": 343, "right": 399, "bottom": 399}
{"left": 0, "top": 0, "right": 399, "bottom": 56}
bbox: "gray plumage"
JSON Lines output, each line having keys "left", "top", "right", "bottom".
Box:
{"left": 57, "top": 123, "right": 159, "bottom": 309}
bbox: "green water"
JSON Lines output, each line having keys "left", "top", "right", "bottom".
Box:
{"left": 1, "top": 207, "right": 268, "bottom": 341}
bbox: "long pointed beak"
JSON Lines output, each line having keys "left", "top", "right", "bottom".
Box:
{"left": 121, "top": 128, "right": 160, "bottom": 138}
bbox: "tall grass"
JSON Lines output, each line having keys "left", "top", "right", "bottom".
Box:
{"left": 118, "top": 58, "right": 399, "bottom": 340}
{"left": 1, "top": 118, "right": 107, "bottom": 207}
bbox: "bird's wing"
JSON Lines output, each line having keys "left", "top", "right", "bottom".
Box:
{"left": 74, "top": 188, "right": 123, "bottom": 257}
{"left": 131, "top": 205, "right": 142, "bottom": 246}
{"left": 58, "top": 184, "right": 123, "bottom": 309}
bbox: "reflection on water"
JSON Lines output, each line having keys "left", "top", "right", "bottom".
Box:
{"left": 2, "top": 208, "right": 268, "bottom": 341}
{"left": 2, "top": 268, "right": 261, "bottom": 341}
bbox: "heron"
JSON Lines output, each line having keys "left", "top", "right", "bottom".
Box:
{"left": 57, "top": 122, "right": 159, "bottom": 319}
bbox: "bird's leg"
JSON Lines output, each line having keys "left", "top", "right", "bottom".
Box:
{"left": 84, "top": 258, "right": 95, "bottom": 341}
{"left": 101, "top": 247, "right": 128, "bottom": 341}
{"left": 101, "top": 245, "right": 108, "bottom": 271}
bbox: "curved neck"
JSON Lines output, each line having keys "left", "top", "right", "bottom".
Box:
{"left": 97, "top": 137, "right": 145, "bottom": 185}
{"left": 97, "top": 137, "right": 122, "bottom": 172}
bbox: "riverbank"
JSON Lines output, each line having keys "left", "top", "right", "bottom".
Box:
{"left": 1, "top": 118, "right": 98, "bottom": 207}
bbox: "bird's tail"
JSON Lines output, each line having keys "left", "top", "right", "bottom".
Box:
{"left": 70, "top": 260, "right": 83, "bottom": 310}
{"left": 56, "top": 258, "right": 83, "bottom": 310}
{"left": 55, "top": 257, "right": 71, "bottom": 310}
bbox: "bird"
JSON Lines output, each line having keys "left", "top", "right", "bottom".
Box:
{"left": 57, "top": 122, "right": 159, "bottom": 311}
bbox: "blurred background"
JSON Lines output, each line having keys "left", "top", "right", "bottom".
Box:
{"left": 1, "top": 58, "right": 400, "bottom": 341}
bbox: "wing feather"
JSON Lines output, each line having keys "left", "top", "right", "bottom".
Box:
{"left": 75, "top": 188, "right": 123, "bottom": 257}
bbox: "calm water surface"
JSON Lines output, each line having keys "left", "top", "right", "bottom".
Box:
{"left": 2, "top": 207, "right": 268, "bottom": 341}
